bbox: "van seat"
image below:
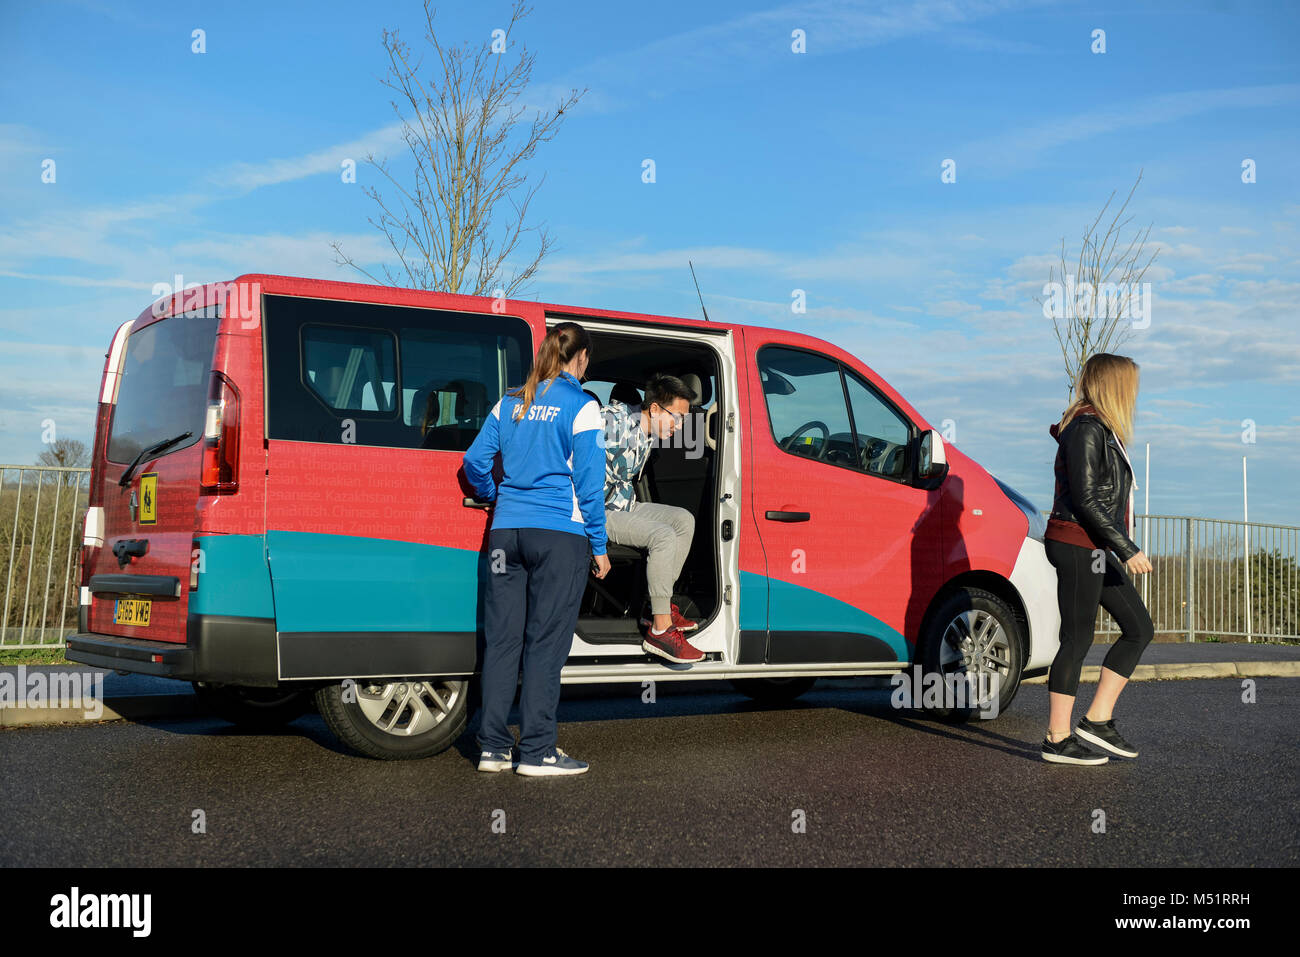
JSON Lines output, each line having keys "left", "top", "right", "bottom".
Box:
{"left": 587, "top": 542, "right": 647, "bottom": 618}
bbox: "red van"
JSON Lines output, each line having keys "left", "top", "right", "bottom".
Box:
{"left": 67, "top": 274, "right": 1059, "bottom": 758}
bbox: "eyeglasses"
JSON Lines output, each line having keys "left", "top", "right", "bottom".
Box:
{"left": 651, "top": 406, "right": 684, "bottom": 428}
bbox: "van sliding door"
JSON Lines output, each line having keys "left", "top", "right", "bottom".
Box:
{"left": 260, "top": 294, "right": 536, "bottom": 680}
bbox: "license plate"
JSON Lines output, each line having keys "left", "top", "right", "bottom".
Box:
{"left": 114, "top": 598, "right": 151, "bottom": 626}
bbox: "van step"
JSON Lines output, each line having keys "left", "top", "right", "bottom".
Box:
{"left": 574, "top": 617, "right": 642, "bottom": 645}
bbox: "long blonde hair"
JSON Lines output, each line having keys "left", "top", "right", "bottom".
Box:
{"left": 507, "top": 321, "right": 591, "bottom": 421}
{"left": 1058, "top": 353, "right": 1139, "bottom": 446}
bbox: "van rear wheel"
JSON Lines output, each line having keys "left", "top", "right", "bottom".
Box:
{"left": 315, "top": 677, "right": 468, "bottom": 760}
{"left": 191, "top": 682, "right": 310, "bottom": 730}
{"left": 730, "top": 676, "right": 816, "bottom": 703}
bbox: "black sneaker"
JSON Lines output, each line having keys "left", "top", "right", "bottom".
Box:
{"left": 1075, "top": 717, "right": 1138, "bottom": 758}
{"left": 1042, "top": 733, "right": 1109, "bottom": 765}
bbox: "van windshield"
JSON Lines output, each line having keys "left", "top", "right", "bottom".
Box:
{"left": 107, "top": 313, "right": 219, "bottom": 464}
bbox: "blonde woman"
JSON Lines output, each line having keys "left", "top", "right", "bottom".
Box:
{"left": 1042, "top": 353, "right": 1155, "bottom": 765}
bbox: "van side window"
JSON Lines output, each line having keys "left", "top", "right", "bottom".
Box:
{"left": 757, "top": 347, "right": 856, "bottom": 468}
{"left": 758, "top": 346, "right": 913, "bottom": 480}
{"left": 264, "top": 294, "right": 531, "bottom": 450}
{"left": 842, "top": 370, "right": 911, "bottom": 480}
{"left": 302, "top": 324, "right": 397, "bottom": 414}
{"left": 401, "top": 327, "right": 526, "bottom": 451}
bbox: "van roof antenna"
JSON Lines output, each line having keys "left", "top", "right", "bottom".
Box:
{"left": 689, "top": 260, "right": 710, "bottom": 322}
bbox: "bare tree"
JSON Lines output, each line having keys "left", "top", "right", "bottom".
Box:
{"left": 1035, "top": 170, "right": 1159, "bottom": 398}
{"left": 36, "top": 439, "right": 88, "bottom": 469}
{"left": 333, "top": 1, "right": 585, "bottom": 297}
{"left": 36, "top": 438, "right": 89, "bottom": 487}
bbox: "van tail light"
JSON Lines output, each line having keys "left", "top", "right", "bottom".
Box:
{"left": 80, "top": 506, "right": 103, "bottom": 599}
{"left": 200, "top": 372, "right": 240, "bottom": 495}
{"left": 79, "top": 403, "right": 113, "bottom": 605}
{"left": 190, "top": 538, "right": 201, "bottom": 592}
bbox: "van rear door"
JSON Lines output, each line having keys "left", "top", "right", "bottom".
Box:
{"left": 85, "top": 306, "right": 220, "bottom": 644}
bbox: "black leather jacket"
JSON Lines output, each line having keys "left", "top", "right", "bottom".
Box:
{"left": 1048, "top": 413, "right": 1140, "bottom": 562}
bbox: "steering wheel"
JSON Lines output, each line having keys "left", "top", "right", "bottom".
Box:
{"left": 781, "top": 420, "right": 830, "bottom": 458}
{"left": 859, "top": 437, "right": 887, "bottom": 471}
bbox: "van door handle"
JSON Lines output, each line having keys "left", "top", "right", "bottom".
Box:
{"left": 112, "top": 539, "right": 149, "bottom": 567}
{"left": 462, "top": 497, "right": 491, "bottom": 510}
{"left": 765, "top": 510, "right": 810, "bottom": 522}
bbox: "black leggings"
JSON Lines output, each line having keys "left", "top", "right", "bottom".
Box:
{"left": 1045, "top": 539, "right": 1155, "bottom": 696}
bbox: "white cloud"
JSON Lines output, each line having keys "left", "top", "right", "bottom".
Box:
{"left": 212, "top": 122, "right": 406, "bottom": 190}
{"left": 553, "top": 0, "right": 1052, "bottom": 107}
{"left": 956, "top": 84, "right": 1300, "bottom": 173}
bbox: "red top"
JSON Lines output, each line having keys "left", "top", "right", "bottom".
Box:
{"left": 1046, "top": 405, "right": 1102, "bottom": 550}
{"left": 1045, "top": 517, "right": 1099, "bottom": 549}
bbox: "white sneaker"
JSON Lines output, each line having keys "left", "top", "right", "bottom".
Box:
{"left": 477, "top": 749, "right": 515, "bottom": 772}
{"left": 515, "top": 747, "right": 589, "bottom": 776}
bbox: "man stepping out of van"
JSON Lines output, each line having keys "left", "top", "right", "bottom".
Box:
{"left": 601, "top": 375, "right": 703, "bottom": 664}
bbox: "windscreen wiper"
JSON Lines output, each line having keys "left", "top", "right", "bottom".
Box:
{"left": 117, "top": 432, "right": 193, "bottom": 487}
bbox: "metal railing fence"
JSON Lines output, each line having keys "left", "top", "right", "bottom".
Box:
{"left": 0, "top": 463, "right": 1295, "bottom": 648}
{"left": 1, "top": 466, "right": 91, "bottom": 648}
{"left": 1093, "top": 514, "right": 1299, "bottom": 642}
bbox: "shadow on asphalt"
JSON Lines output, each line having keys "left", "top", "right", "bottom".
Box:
{"left": 112, "top": 679, "right": 1048, "bottom": 764}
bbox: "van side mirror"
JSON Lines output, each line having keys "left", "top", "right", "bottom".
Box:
{"left": 916, "top": 429, "right": 949, "bottom": 489}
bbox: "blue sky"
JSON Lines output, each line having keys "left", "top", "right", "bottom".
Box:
{"left": 2, "top": 0, "right": 1298, "bottom": 524}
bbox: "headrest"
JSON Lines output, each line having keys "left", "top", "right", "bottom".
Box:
{"left": 610, "top": 380, "right": 642, "bottom": 405}
{"left": 679, "top": 373, "right": 703, "bottom": 406}
{"left": 411, "top": 383, "right": 440, "bottom": 429}
{"left": 455, "top": 379, "right": 489, "bottom": 418}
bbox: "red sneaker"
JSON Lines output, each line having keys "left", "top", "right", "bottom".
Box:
{"left": 670, "top": 602, "right": 699, "bottom": 632}
{"left": 642, "top": 624, "right": 704, "bottom": 664}
{"left": 639, "top": 603, "right": 699, "bottom": 633}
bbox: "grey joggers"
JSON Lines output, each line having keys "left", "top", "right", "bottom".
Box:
{"left": 604, "top": 501, "right": 695, "bottom": 616}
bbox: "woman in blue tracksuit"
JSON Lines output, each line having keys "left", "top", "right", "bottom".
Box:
{"left": 462, "top": 321, "right": 610, "bottom": 776}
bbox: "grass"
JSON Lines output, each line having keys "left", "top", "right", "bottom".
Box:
{"left": 0, "top": 646, "right": 69, "bottom": 666}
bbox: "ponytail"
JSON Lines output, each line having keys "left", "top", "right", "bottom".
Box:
{"left": 508, "top": 321, "right": 592, "bottom": 421}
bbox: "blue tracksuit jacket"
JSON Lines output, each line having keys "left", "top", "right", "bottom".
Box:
{"left": 462, "top": 371, "right": 608, "bottom": 556}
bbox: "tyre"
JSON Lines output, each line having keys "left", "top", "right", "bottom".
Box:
{"left": 729, "top": 676, "right": 817, "bottom": 703}
{"left": 191, "top": 682, "right": 310, "bottom": 730}
{"left": 915, "top": 586, "right": 1024, "bottom": 721}
{"left": 314, "top": 677, "right": 468, "bottom": 760}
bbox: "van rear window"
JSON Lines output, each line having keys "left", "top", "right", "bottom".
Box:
{"left": 107, "top": 313, "right": 218, "bottom": 464}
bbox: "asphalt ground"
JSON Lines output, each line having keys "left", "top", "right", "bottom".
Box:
{"left": 1, "top": 676, "right": 1295, "bottom": 867}
{"left": 3, "top": 640, "right": 1298, "bottom": 727}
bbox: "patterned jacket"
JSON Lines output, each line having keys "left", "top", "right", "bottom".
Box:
{"left": 600, "top": 399, "right": 651, "bottom": 511}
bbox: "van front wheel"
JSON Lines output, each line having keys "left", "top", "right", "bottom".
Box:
{"left": 315, "top": 677, "right": 468, "bottom": 760}
{"left": 916, "top": 586, "right": 1024, "bottom": 722}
